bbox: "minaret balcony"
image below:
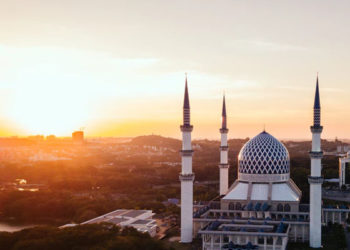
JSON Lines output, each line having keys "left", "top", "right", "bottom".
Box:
{"left": 179, "top": 173, "right": 195, "bottom": 181}
{"left": 308, "top": 176, "right": 324, "bottom": 184}
{"left": 220, "top": 128, "right": 229, "bottom": 133}
{"left": 180, "top": 125, "right": 193, "bottom": 132}
{"left": 218, "top": 163, "right": 229, "bottom": 169}
{"left": 310, "top": 126, "right": 323, "bottom": 133}
{"left": 309, "top": 151, "right": 323, "bottom": 159}
{"left": 220, "top": 146, "right": 229, "bottom": 151}
{"left": 180, "top": 150, "right": 194, "bottom": 156}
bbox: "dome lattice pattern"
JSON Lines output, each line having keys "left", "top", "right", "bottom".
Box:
{"left": 238, "top": 131, "right": 290, "bottom": 175}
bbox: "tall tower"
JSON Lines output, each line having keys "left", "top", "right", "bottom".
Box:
{"left": 179, "top": 75, "right": 194, "bottom": 243}
{"left": 309, "top": 75, "right": 323, "bottom": 248}
{"left": 219, "top": 95, "right": 229, "bottom": 195}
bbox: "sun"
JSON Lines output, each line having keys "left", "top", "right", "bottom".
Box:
{"left": 6, "top": 60, "right": 92, "bottom": 136}
{"left": 9, "top": 84, "right": 90, "bottom": 136}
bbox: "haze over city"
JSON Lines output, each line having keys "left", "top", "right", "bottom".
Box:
{"left": 1, "top": 0, "right": 350, "bottom": 139}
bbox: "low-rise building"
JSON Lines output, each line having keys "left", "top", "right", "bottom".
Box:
{"left": 339, "top": 152, "right": 350, "bottom": 188}
{"left": 61, "top": 209, "right": 158, "bottom": 237}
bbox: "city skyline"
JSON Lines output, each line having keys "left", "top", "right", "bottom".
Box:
{"left": 1, "top": 0, "right": 350, "bottom": 139}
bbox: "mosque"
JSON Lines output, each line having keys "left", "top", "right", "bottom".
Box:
{"left": 178, "top": 76, "right": 350, "bottom": 249}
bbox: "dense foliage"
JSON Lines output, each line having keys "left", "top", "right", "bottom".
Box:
{"left": 287, "top": 223, "right": 347, "bottom": 250}
{"left": 0, "top": 190, "right": 172, "bottom": 225}
{"left": 0, "top": 136, "right": 343, "bottom": 225}
{"left": 0, "top": 223, "right": 167, "bottom": 250}
{"left": 323, "top": 223, "right": 347, "bottom": 249}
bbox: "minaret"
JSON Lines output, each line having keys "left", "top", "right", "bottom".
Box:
{"left": 219, "top": 94, "right": 229, "bottom": 195}
{"left": 309, "top": 75, "right": 323, "bottom": 248}
{"left": 179, "top": 75, "right": 194, "bottom": 243}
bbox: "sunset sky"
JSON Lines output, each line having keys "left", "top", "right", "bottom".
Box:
{"left": 0, "top": 0, "right": 349, "bottom": 140}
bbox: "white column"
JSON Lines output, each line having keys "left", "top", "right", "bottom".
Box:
{"left": 309, "top": 182, "right": 322, "bottom": 246}
{"left": 272, "top": 237, "right": 277, "bottom": 250}
{"left": 309, "top": 126, "right": 323, "bottom": 248}
{"left": 219, "top": 129, "right": 229, "bottom": 195}
{"left": 180, "top": 126, "right": 194, "bottom": 243}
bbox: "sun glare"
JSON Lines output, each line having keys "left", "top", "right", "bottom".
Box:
{"left": 5, "top": 48, "right": 93, "bottom": 136}
{"left": 9, "top": 84, "right": 90, "bottom": 136}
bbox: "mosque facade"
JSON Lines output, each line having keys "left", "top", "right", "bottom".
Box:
{"left": 179, "top": 76, "right": 350, "bottom": 249}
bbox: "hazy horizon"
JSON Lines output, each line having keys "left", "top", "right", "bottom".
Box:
{"left": 1, "top": 0, "right": 350, "bottom": 139}
{"left": 2, "top": 133, "right": 349, "bottom": 142}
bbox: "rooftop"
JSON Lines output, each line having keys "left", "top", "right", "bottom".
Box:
{"left": 62, "top": 209, "right": 157, "bottom": 237}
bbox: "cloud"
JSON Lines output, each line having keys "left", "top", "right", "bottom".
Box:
{"left": 232, "top": 40, "right": 308, "bottom": 52}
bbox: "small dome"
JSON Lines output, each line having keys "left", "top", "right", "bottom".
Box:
{"left": 238, "top": 131, "right": 290, "bottom": 175}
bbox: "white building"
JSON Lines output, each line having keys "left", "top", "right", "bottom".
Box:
{"left": 180, "top": 76, "right": 350, "bottom": 249}
{"left": 61, "top": 209, "right": 158, "bottom": 237}
{"left": 339, "top": 152, "right": 350, "bottom": 188}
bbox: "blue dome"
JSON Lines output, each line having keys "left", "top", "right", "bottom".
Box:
{"left": 238, "top": 131, "right": 290, "bottom": 175}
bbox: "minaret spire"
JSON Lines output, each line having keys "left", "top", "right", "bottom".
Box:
{"left": 221, "top": 94, "right": 227, "bottom": 129}
{"left": 314, "top": 75, "right": 320, "bottom": 109}
{"left": 313, "top": 75, "right": 321, "bottom": 127}
{"left": 183, "top": 74, "right": 190, "bottom": 126}
{"left": 309, "top": 74, "right": 323, "bottom": 248}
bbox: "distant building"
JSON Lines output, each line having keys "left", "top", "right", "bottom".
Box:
{"left": 61, "top": 209, "right": 158, "bottom": 237}
{"left": 28, "top": 135, "right": 44, "bottom": 141}
{"left": 46, "top": 135, "right": 57, "bottom": 141}
{"left": 72, "top": 131, "right": 84, "bottom": 144}
{"left": 339, "top": 152, "right": 350, "bottom": 188}
{"left": 337, "top": 145, "right": 350, "bottom": 154}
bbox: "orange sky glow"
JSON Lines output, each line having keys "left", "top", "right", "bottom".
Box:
{"left": 0, "top": 0, "right": 349, "bottom": 140}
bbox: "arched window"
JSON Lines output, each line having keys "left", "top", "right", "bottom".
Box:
{"left": 235, "top": 202, "right": 242, "bottom": 210}
{"left": 277, "top": 203, "right": 283, "bottom": 211}
{"left": 284, "top": 204, "right": 291, "bottom": 212}
{"left": 229, "top": 202, "right": 235, "bottom": 210}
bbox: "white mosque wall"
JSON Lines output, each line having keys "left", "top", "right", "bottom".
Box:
{"left": 311, "top": 158, "right": 321, "bottom": 176}
{"left": 250, "top": 184, "right": 269, "bottom": 200}
{"left": 271, "top": 183, "right": 299, "bottom": 202}
{"left": 219, "top": 167, "right": 229, "bottom": 195}
{"left": 220, "top": 133, "right": 227, "bottom": 146}
{"left": 222, "top": 182, "right": 248, "bottom": 200}
{"left": 220, "top": 151, "right": 228, "bottom": 163}
{"left": 181, "top": 156, "right": 192, "bottom": 174}
{"left": 311, "top": 133, "right": 321, "bottom": 152}
{"left": 180, "top": 180, "right": 193, "bottom": 243}
{"left": 182, "top": 131, "right": 191, "bottom": 150}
